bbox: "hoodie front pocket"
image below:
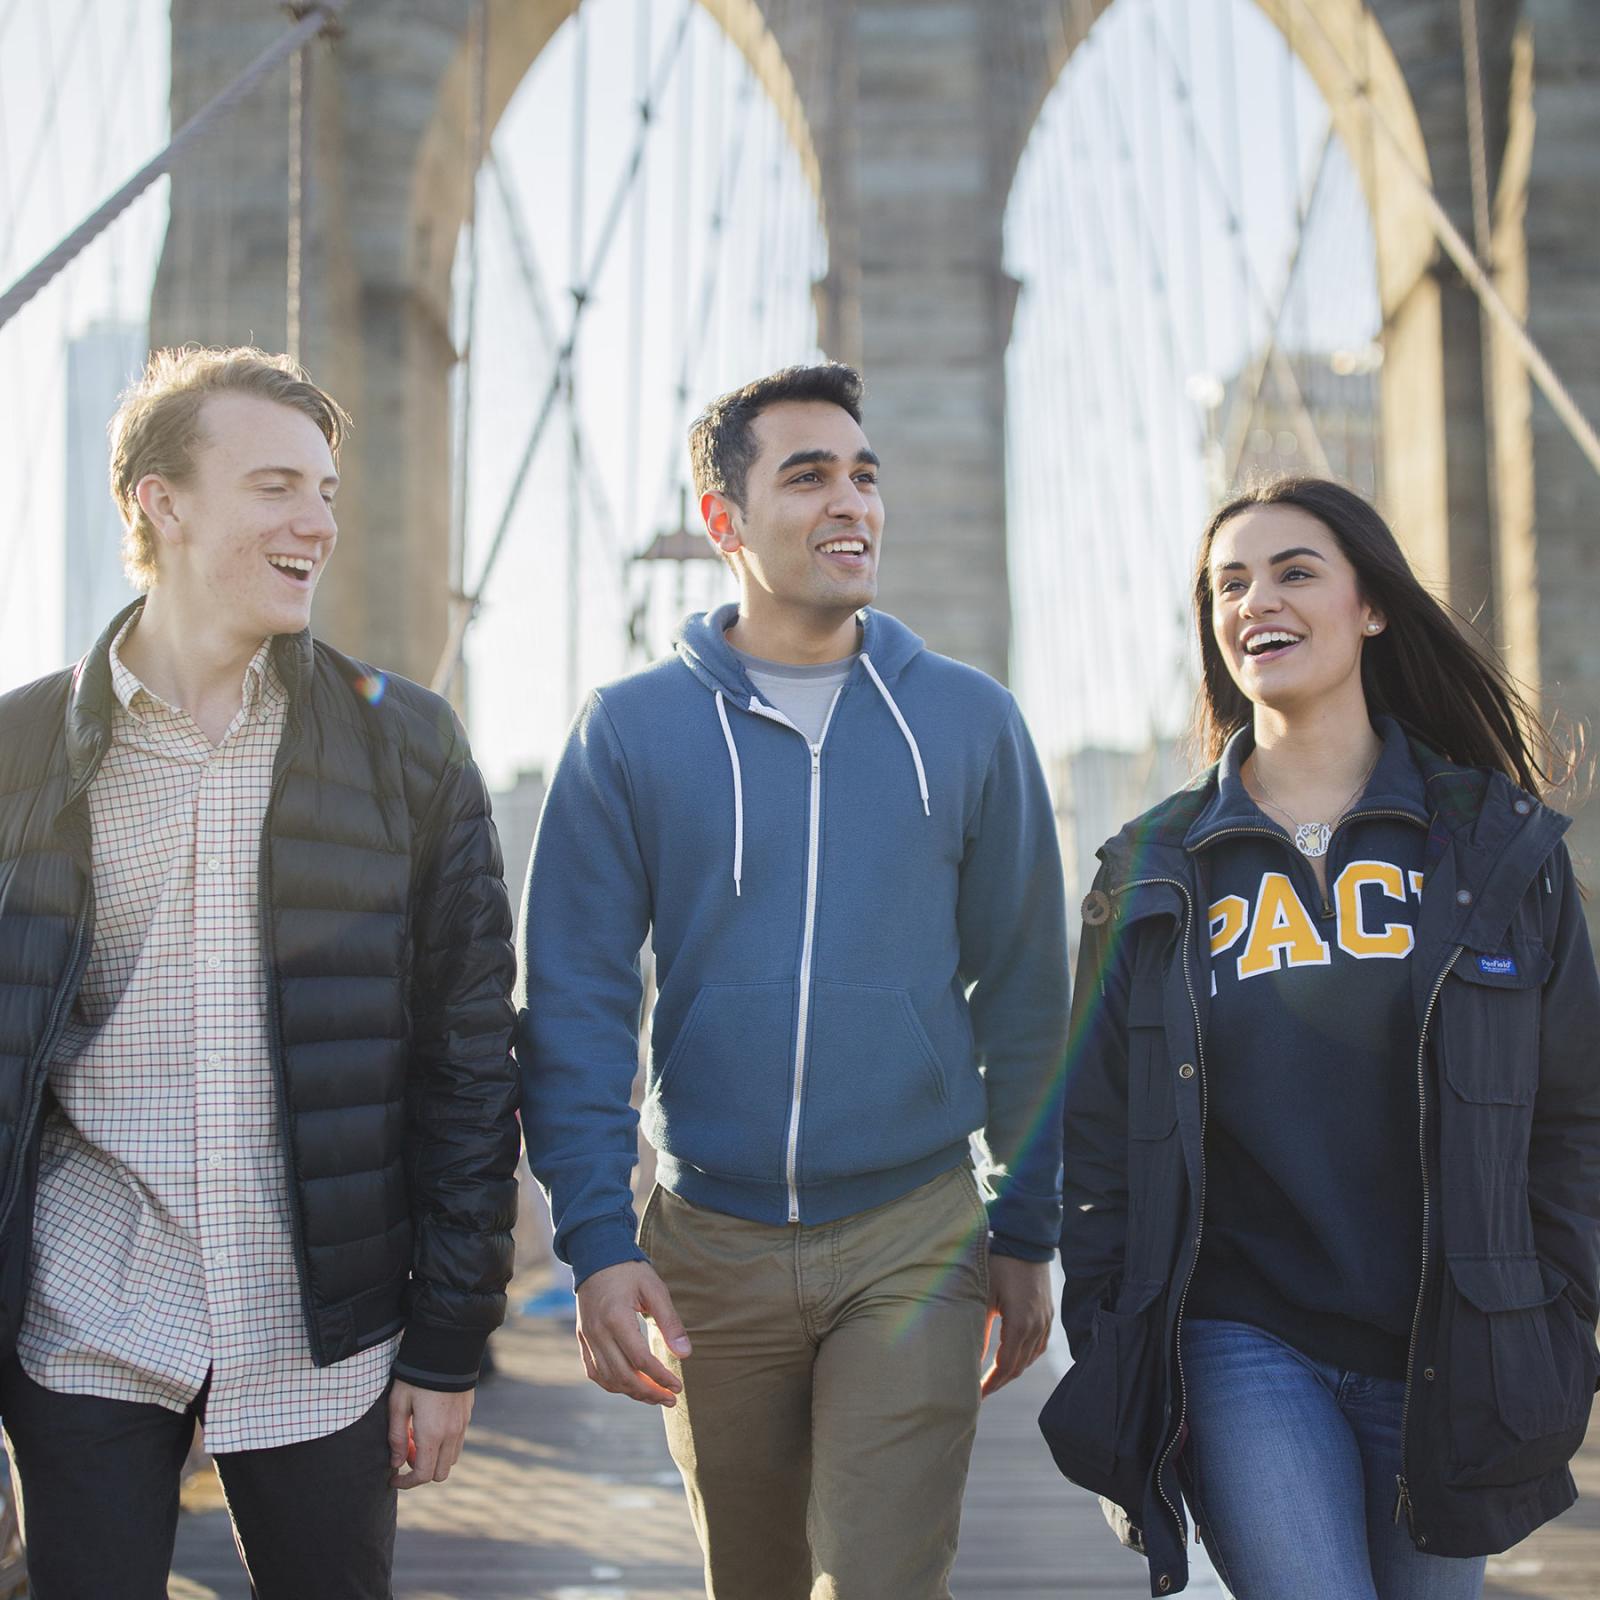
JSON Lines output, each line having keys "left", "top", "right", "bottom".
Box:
{"left": 644, "top": 981, "right": 796, "bottom": 1181}
{"left": 796, "top": 980, "right": 956, "bottom": 1182}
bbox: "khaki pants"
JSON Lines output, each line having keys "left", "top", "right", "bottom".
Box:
{"left": 640, "top": 1165, "right": 990, "bottom": 1600}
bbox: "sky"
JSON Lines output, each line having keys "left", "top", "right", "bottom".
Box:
{"left": 0, "top": 0, "right": 1381, "bottom": 789}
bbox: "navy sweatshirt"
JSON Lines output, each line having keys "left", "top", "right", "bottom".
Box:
{"left": 1186, "top": 717, "right": 1428, "bottom": 1378}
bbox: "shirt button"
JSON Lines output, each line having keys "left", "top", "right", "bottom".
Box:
{"left": 207, "top": 1153, "right": 224, "bottom": 1168}
{"left": 1513, "top": 799, "right": 1531, "bottom": 815}
{"left": 205, "top": 856, "right": 222, "bottom": 872}
{"left": 1423, "top": 1367, "right": 1437, "bottom": 1381}
{"left": 1178, "top": 1063, "right": 1196, "bottom": 1080}
{"left": 214, "top": 1250, "right": 231, "bottom": 1267}
{"left": 206, "top": 1053, "right": 222, "bottom": 1067}
{"left": 206, "top": 955, "right": 222, "bottom": 969}
{"left": 1455, "top": 889, "right": 1473, "bottom": 906}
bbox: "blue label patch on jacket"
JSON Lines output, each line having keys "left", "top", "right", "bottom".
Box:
{"left": 1478, "top": 954, "right": 1518, "bottom": 977}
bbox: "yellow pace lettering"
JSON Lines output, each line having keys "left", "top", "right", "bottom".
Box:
{"left": 1209, "top": 895, "right": 1248, "bottom": 956}
{"left": 1336, "top": 861, "right": 1415, "bottom": 959}
{"left": 1237, "top": 872, "right": 1330, "bottom": 978}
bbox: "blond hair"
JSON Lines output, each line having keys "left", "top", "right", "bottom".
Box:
{"left": 108, "top": 345, "right": 351, "bottom": 590}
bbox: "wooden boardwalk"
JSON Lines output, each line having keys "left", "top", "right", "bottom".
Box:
{"left": 165, "top": 1276, "right": 1600, "bottom": 1599}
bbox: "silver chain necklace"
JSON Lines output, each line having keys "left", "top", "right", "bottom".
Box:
{"left": 1248, "top": 748, "right": 1381, "bottom": 859}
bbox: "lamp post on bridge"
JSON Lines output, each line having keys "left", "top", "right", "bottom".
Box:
{"left": 631, "top": 486, "right": 724, "bottom": 654}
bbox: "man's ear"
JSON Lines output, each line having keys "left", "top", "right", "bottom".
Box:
{"left": 135, "top": 473, "right": 184, "bottom": 548}
{"left": 701, "top": 490, "right": 742, "bottom": 556}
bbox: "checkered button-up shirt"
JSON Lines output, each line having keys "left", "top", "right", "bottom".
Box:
{"left": 18, "top": 619, "right": 397, "bottom": 1451}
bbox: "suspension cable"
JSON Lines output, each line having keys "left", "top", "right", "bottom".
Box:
{"left": 488, "top": 151, "right": 559, "bottom": 350}
{"left": 565, "top": 0, "right": 590, "bottom": 718}
{"left": 1457, "top": 0, "right": 1502, "bottom": 620}
{"left": 285, "top": 7, "right": 318, "bottom": 365}
{"left": 1144, "top": 7, "right": 1332, "bottom": 477}
{"left": 430, "top": 0, "right": 697, "bottom": 694}
{"left": 1219, "top": 125, "right": 1337, "bottom": 483}
{"left": 1288, "top": 0, "right": 1600, "bottom": 480}
{"left": 0, "top": 0, "right": 349, "bottom": 331}
{"left": 439, "top": 0, "right": 489, "bottom": 701}
{"left": 648, "top": 68, "right": 758, "bottom": 537}
{"left": 0, "top": 0, "right": 97, "bottom": 274}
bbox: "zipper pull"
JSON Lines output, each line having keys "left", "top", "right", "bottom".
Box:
{"left": 1393, "top": 1475, "right": 1411, "bottom": 1527}
{"left": 810, "top": 745, "right": 820, "bottom": 773}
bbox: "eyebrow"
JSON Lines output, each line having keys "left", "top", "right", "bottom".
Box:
{"left": 774, "top": 447, "right": 881, "bottom": 474}
{"left": 244, "top": 464, "right": 340, "bottom": 490}
{"left": 1215, "top": 546, "right": 1326, "bottom": 572}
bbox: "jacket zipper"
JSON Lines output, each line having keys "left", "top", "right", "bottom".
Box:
{"left": 1119, "top": 874, "right": 1206, "bottom": 1546}
{"left": 257, "top": 726, "right": 324, "bottom": 1361}
{"left": 764, "top": 690, "right": 843, "bottom": 1224}
{"left": 1394, "top": 943, "right": 1462, "bottom": 1538}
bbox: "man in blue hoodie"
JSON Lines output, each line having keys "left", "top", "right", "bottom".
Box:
{"left": 520, "top": 363, "right": 1068, "bottom": 1598}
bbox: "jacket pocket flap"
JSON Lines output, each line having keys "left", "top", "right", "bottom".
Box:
{"left": 1110, "top": 1277, "right": 1165, "bottom": 1316}
{"left": 1448, "top": 1254, "right": 1556, "bottom": 1313}
{"left": 1451, "top": 945, "right": 1552, "bottom": 990}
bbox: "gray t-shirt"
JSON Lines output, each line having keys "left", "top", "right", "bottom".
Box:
{"left": 730, "top": 644, "right": 859, "bottom": 747}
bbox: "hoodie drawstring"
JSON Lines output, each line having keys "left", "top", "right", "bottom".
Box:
{"left": 714, "top": 656, "right": 929, "bottom": 899}
{"left": 860, "top": 653, "right": 931, "bottom": 816}
{"left": 714, "top": 690, "right": 744, "bottom": 897}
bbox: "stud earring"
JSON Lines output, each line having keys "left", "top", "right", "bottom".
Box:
{"left": 1366, "top": 623, "right": 1381, "bottom": 634}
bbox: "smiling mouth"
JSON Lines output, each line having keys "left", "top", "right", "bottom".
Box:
{"left": 816, "top": 538, "right": 869, "bottom": 564}
{"left": 1243, "top": 630, "right": 1303, "bottom": 661}
{"left": 267, "top": 555, "right": 315, "bottom": 586}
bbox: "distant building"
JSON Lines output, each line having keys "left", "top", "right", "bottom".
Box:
{"left": 1222, "top": 345, "right": 1382, "bottom": 502}
{"left": 1051, "top": 740, "right": 1191, "bottom": 966}
{"left": 64, "top": 320, "right": 146, "bottom": 659}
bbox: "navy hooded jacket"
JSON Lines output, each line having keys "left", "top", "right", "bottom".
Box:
{"left": 518, "top": 605, "right": 1070, "bottom": 1286}
{"left": 1041, "top": 735, "right": 1600, "bottom": 1596}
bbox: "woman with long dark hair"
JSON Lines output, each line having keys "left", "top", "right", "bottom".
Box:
{"left": 1041, "top": 478, "right": 1600, "bottom": 1599}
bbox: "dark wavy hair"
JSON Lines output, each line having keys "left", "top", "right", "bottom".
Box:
{"left": 1189, "top": 477, "right": 1573, "bottom": 795}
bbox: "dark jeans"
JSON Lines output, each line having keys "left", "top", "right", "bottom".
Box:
{"left": 0, "top": 1358, "right": 397, "bottom": 1600}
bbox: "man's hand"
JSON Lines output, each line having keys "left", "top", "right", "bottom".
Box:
{"left": 981, "top": 1255, "right": 1054, "bottom": 1398}
{"left": 576, "top": 1259, "right": 691, "bottom": 1406}
{"left": 388, "top": 1380, "right": 475, "bottom": 1489}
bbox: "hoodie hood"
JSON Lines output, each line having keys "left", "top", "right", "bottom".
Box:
{"left": 672, "top": 603, "right": 927, "bottom": 703}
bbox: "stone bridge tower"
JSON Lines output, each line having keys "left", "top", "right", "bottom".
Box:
{"left": 155, "top": 0, "right": 1600, "bottom": 838}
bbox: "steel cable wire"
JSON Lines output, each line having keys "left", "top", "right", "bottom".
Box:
{"left": 0, "top": 0, "right": 349, "bottom": 331}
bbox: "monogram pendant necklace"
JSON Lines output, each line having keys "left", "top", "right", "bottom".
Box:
{"left": 1249, "top": 747, "right": 1381, "bottom": 859}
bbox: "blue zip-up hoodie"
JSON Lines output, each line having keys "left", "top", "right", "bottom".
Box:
{"left": 518, "top": 604, "right": 1070, "bottom": 1286}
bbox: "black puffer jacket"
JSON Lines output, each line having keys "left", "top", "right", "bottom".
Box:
{"left": 0, "top": 605, "right": 521, "bottom": 1389}
{"left": 1041, "top": 738, "right": 1600, "bottom": 1596}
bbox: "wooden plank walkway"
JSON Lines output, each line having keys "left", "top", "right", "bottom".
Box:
{"left": 164, "top": 1275, "right": 1600, "bottom": 1598}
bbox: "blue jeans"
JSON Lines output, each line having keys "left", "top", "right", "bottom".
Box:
{"left": 1182, "top": 1319, "right": 1487, "bottom": 1600}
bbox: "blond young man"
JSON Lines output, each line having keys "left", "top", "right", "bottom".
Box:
{"left": 0, "top": 348, "right": 520, "bottom": 1598}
